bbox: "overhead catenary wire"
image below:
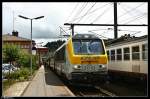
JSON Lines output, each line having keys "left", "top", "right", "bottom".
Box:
{"left": 106, "top": 3, "right": 146, "bottom": 24}
{"left": 121, "top": 3, "right": 146, "bottom": 15}
{"left": 65, "top": 3, "right": 79, "bottom": 23}
{"left": 75, "top": 3, "right": 88, "bottom": 17}
{"left": 119, "top": 3, "right": 146, "bottom": 24}
{"left": 119, "top": 3, "right": 146, "bottom": 19}
{"left": 59, "top": 26, "right": 72, "bottom": 37}
{"left": 90, "top": 28, "right": 113, "bottom": 31}
{"left": 59, "top": 26, "right": 68, "bottom": 35}
{"left": 70, "top": 2, "right": 88, "bottom": 23}
{"left": 73, "top": 3, "right": 111, "bottom": 23}
{"left": 88, "top": 31, "right": 111, "bottom": 39}
{"left": 82, "top": 3, "right": 111, "bottom": 23}
{"left": 89, "top": 28, "right": 142, "bottom": 38}
{"left": 76, "top": 2, "right": 97, "bottom": 23}
{"left": 122, "top": 13, "right": 147, "bottom": 24}
{"left": 130, "top": 31, "right": 141, "bottom": 36}
{"left": 90, "top": 4, "right": 113, "bottom": 24}
{"left": 69, "top": 3, "right": 88, "bottom": 23}
{"left": 88, "top": 3, "right": 111, "bottom": 14}
{"left": 118, "top": 29, "right": 141, "bottom": 33}
{"left": 71, "top": 3, "right": 97, "bottom": 23}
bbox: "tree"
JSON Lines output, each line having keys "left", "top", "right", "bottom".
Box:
{"left": 2, "top": 44, "right": 21, "bottom": 84}
{"left": 44, "top": 40, "right": 65, "bottom": 52}
{"left": 3, "top": 44, "right": 20, "bottom": 64}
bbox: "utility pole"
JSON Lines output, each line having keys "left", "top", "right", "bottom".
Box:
{"left": 13, "top": 10, "right": 16, "bottom": 32}
{"left": 71, "top": 24, "right": 74, "bottom": 36}
{"left": 31, "top": 19, "right": 32, "bottom": 75}
{"left": 114, "top": 2, "right": 118, "bottom": 39}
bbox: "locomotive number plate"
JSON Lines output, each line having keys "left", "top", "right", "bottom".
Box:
{"left": 83, "top": 65, "right": 95, "bottom": 72}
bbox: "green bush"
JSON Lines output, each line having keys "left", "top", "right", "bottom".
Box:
{"left": 18, "top": 52, "right": 38, "bottom": 70}
{"left": 10, "top": 71, "right": 20, "bottom": 79}
{"left": 4, "top": 68, "right": 30, "bottom": 80}
{"left": 4, "top": 71, "right": 18, "bottom": 80}
{"left": 18, "top": 53, "right": 31, "bottom": 68}
{"left": 19, "top": 77, "right": 25, "bottom": 81}
{"left": 19, "top": 68, "right": 30, "bottom": 79}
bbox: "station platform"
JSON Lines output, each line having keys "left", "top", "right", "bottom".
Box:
{"left": 22, "top": 65, "right": 75, "bottom": 97}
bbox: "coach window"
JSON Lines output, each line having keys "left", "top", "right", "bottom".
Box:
{"left": 132, "top": 46, "right": 140, "bottom": 60}
{"left": 124, "top": 47, "right": 130, "bottom": 60}
{"left": 107, "top": 50, "right": 110, "bottom": 60}
{"left": 117, "top": 49, "right": 122, "bottom": 60}
{"left": 111, "top": 50, "right": 115, "bottom": 60}
{"left": 142, "top": 43, "right": 148, "bottom": 60}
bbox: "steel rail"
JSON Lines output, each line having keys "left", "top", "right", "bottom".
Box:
{"left": 95, "top": 86, "right": 117, "bottom": 97}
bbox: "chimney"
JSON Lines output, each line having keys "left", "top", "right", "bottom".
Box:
{"left": 12, "top": 31, "right": 18, "bottom": 37}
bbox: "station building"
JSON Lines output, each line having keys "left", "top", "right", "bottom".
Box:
{"left": 2, "top": 31, "right": 35, "bottom": 54}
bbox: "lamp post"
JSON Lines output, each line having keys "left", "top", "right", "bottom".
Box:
{"left": 18, "top": 15, "right": 44, "bottom": 76}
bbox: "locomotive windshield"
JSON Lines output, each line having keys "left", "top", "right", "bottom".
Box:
{"left": 73, "top": 39, "right": 105, "bottom": 55}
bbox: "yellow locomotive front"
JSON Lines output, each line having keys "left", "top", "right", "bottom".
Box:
{"left": 66, "top": 34, "right": 108, "bottom": 83}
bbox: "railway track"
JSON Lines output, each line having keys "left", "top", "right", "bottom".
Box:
{"left": 64, "top": 82, "right": 117, "bottom": 97}
{"left": 51, "top": 67, "right": 117, "bottom": 97}
{"left": 94, "top": 86, "right": 116, "bottom": 97}
{"left": 76, "top": 86, "right": 117, "bottom": 97}
{"left": 54, "top": 71, "right": 115, "bottom": 97}
{"left": 75, "top": 86, "right": 103, "bottom": 97}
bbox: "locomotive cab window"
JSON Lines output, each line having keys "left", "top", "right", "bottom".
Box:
{"left": 142, "top": 43, "right": 148, "bottom": 60}
{"left": 72, "top": 39, "right": 105, "bottom": 55}
{"left": 132, "top": 46, "right": 140, "bottom": 60}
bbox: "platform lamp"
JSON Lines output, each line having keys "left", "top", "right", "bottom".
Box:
{"left": 18, "top": 15, "right": 44, "bottom": 76}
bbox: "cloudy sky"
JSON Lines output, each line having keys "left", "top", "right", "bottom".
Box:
{"left": 2, "top": 2, "right": 148, "bottom": 45}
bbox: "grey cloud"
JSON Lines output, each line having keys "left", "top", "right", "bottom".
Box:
{"left": 32, "top": 26, "right": 59, "bottom": 39}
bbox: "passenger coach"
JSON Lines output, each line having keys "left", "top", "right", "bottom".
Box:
{"left": 105, "top": 35, "right": 148, "bottom": 81}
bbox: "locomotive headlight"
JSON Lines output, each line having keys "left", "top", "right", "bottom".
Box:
{"left": 74, "top": 65, "right": 81, "bottom": 69}
{"left": 102, "top": 65, "right": 105, "bottom": 68}
{"left": 74, "top": 65, "right": 78, "bottom": 69}
{"left": 84, "top": 35, "right": 89, "bottom": 38}
{"left": 99, "top": 65, "right": 105, "bottom": 68}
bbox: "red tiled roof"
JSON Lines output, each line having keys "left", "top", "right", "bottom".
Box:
{"left": 2, "top": 34, "right": 32, "bottom": 42}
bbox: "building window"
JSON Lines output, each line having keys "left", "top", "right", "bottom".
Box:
{"left": 142, "top": 43, "right": 148, "bottom": 60}
{"left": 111, "top": 50, "right": 115, "bottom": 60}
{"left": 107, "top": 50, "right": 110, "bottom": 60}
{"left": 124, "top": 47, "right": 130, "bottom": 60}
{"left": 132, "top": 46, "right": 140, "bottom": 60}
{"left": 117, "top": 48, "right": 122, "bottom": 60}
